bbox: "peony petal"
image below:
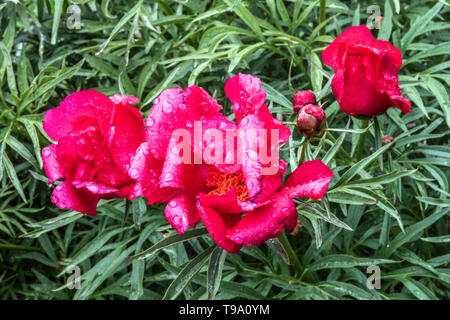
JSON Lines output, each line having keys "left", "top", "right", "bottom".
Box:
{"left": 160, "top": 133, "right": 190, "bottom": 189}
{"left": 43, "top": 90, "right": 113, "bottom": 142}
{"left": 322, "top": 25, "right": 374, "bottom": 69}
{"left": 252, "top": 172, "right": 283, "bottom": 204}
{"left": 237, "top": 106, "right": 290, "bottom": 199}
{"left": 226, "top": 193, "right": 297, "bottom": 246}
{"left": 42, "top": 145, "right": 65, "bottom": 185}
{"left": 165, "top": 194, "right": 200, "bottom": 234}
{"left": 55, "top": 133, "right": 95, "bottom": 181}
{"left": 224, "top": 73, "right": 267, "bottom": 123}
{"left": 71, "top": 180, "right": 122, "bottom": 196}
{"left": 107, "top": 95, "right": 145, "bottom": 172}
{"left": 282, "top": 160, "right": 333, "bottom": 200}
{"left": 51, "top": 181, "right": 99, "bottom": 216}
{"left": 391, "top": 96, "right": 411, "bottom": 114}
{"left": 198, "top": 189, "right": 244, "bottom": 215}
{"left": 128, "top": 142, "right": 179, "bottom": 203}
{"left": 196, "top": 193, "right": 242, "bottom": 253}
{"left": 142, "top": 85, "right": 237, "bottom": 205}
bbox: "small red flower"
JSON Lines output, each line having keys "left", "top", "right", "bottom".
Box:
{"left": 322, "top": 25, "right": 411, "bottom": 117}
{"left": 42, "top": 91, "right": 145, "bottom": 216}
{"left": 133, "top": 73, "right": 334, "bottom": 253}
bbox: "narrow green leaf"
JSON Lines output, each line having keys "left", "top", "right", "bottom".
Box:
{"left": 163, "top": 245, "right": 215, "bottom": 300}
{"left": 130, "top": 228, "right": 209, "bottom": 260}
{"left": 207, "top": 246, "right": 227, "bottom": 299}
{"left": 2, "top": 153, "right": 27, "bottom": 203}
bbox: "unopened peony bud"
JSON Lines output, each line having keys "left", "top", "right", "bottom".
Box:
{"left": 296, "top": 104, "right": 326, "bottom": 136}
{"left": 382, "top": 135, "right": 395, "bottom": 148}
{"left": 293, "top": 90, "right": 317, "bottom": 113}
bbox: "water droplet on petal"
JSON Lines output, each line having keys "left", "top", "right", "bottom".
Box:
{"left": 147, "top": 117, "right": 155, "bottom": 127}
{"left": 162, "top": 101, "right": 173, "bottom": 114}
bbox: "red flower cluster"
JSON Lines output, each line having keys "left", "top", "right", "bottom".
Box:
{"left": 42, "top": 74, "right": 333, "bottom": 252}
{"left": 42, "top": 26, "right": 410, "bottom": 253}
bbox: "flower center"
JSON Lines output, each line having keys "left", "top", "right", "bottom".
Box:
{"left": 206, "top": 166, "right": 249, "bottom": 201}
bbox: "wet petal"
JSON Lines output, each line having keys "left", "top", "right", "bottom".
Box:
{"left": 226, "top": 193, "right": 297, "bottom": 246}
{"left": 128, "top": 142, "right": 178, "bottom": 203}
{"left": 282, "top": 160, "right": 333, "bottom": 200}
{"left": 71, "top": 180, "right": 122, "bottom": 196}
{"left": 165, "top": 194, "right": 200, "bottom": 234}
{"left": 42, "top": 145, "right": 65, "bottom": 185}
{"left": 107, "top": 95, "right": 145, "bottom": 172}
{"left": 224, "top": 73, "right": 267, "bottom": 123}
{"left": 51, "top": 181, "right": 99, "bottom": 216}
{"left": 322, "top": 25, "right": 374, "bottom": 69}
{"left": 43, "top": 90, "right": 113, "bottom": 141}
{"left": 196, "top": 193, "right": 242, "bottom": 253}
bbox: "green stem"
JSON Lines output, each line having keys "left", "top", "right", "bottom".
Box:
{"left": 319, "top": 0, "right": 326, "bottom": 35}
{"left": 121, "top": 199, "right": 131, "bottom": 227}
{"left": 354, "top": 119, "right": 370, "bottom": 162}
{"left": 298, "top": 141, "right": 307, "bottom": 166}
{"left": 278, "top": 230, "right": 303, "bottom": 278}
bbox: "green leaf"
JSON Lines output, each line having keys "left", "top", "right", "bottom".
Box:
{"left": 50, "top": 0, "right": 63, "bottom": 45}
{"left": 2, "top": 153, "right": 27, "bottom": 203}
{"left": 130, "top": 228, "right": 209, "bottom": 260}
{"left": 401, "top": 2, "right": 444, "bottom": 50}
{"left": 96, "top": 1, "right": 142, "bottom": 55}
{"left": 5, "top": 135, "right": 39, "bottom": 170}
{"left": 224, "top": 0, "right": 263, "bottom": 39}
{"left": 142, "top": 62, "right": 190, "bottom": 107}
{"left": 207, "top": 246, "right": 227, "bottom": 299}
{"left": 228, "top": 42, "right": 265, "bottom": 72}
{"left": 265, "top": 238, "right": 290, "bottom": 264}
{"left": 377, "top": 0, "right": 393, "bottom": 41}
{"left": 0, "top": 41, "right": 18, "bottom": 96}
{"left": 319, "top": 281, "right": 374, "bottom": 300}
{"left": 163, "top": 245, "right": 215, "bottom": 300}
{"left": 347, "top": 169, "right": 416, "bottom": 188}
{"left": 378, "top": 208, "right": 449, "bottom": 258}
{"left": 20, "top": 120, "right": 43, "bottom": 168}
{"left": 262, "top": 82, "right": 292, "bottom": 109}
{"left": 332, "top": 141, "right": 395, "bottom": 189}
{"left": 421, "top": 235, "right": 450, "bottom": 243}
{"left": 417, "top": 197, "right": 450, "bottom": 207}
{"left": 308, "top": 254, "right": 398, "bottom": 271}
{"left": 400, "top": 278, "right": 438, "bottom": 300}
{"left": 310, "top": 52, "right": 323, "bottom": 95}
{"left": 423, "top": 77, "right": 450, "bottom": 128}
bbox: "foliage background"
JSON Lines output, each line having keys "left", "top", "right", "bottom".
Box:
{"left": 0, "top": 0, "right": 449, "bottom": 300}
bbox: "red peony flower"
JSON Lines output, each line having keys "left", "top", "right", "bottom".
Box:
{"left": 322, "top": 25, "right": 411, "bottom": 117}
{"left": 131, "top": 73, "right": 333, "bottom": 253}
{"left": 42, "top": 90, "right": 146, "bottom": 216}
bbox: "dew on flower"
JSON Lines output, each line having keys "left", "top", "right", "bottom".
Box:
{"left": 162, "top": 101, "right": 173, "bottom": 114}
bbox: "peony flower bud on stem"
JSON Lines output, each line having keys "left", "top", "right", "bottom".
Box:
{"left": 295, "top": 104, "right": 326, "bottom": 138}
{"left": 382, "top": 135, "right": 396, "bottom": 150}
{"left": 293, "top": 90, "right": 317, "bottom": 113}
